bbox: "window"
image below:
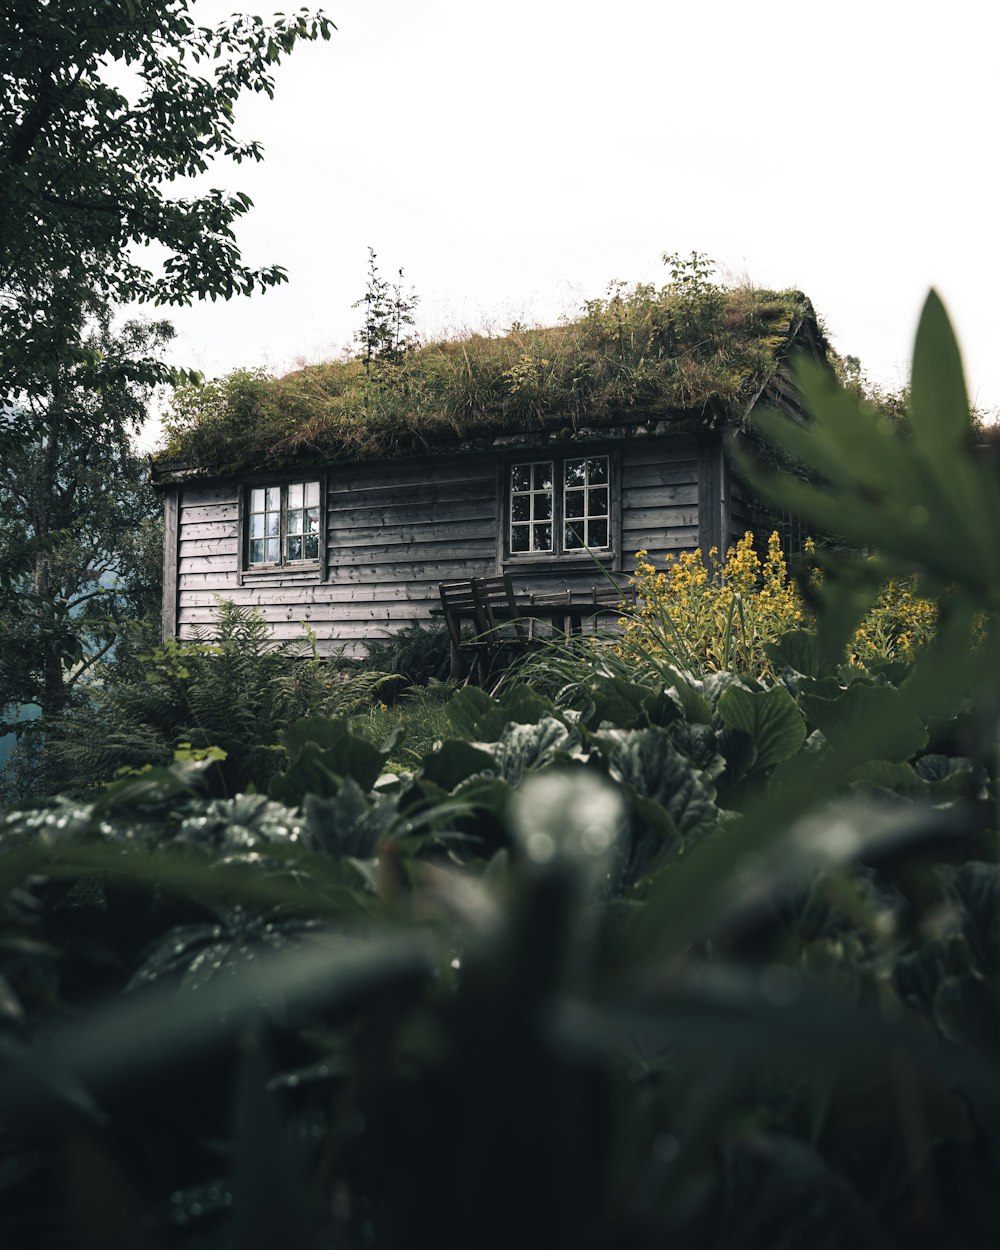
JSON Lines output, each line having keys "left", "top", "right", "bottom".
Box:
{"left": 508, "top": 453, "right": 614, "bottom": 558}
{"left": 247, "top": 481, "right": 321, "bottom": 567}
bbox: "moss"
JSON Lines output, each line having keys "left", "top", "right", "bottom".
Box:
{"left": 156, "top": 281, "right": 826, "bottom": 476}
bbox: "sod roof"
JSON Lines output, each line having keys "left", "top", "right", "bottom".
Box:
{"left": 153, "top": 282, "right": 828, "bottom": 481}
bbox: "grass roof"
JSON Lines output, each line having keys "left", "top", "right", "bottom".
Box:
{"left": 155, "top": 278, "right": 826, "bottom": 477}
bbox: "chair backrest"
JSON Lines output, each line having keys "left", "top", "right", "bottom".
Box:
{"left": 438, "top": 580, "right": 478, "bottom": 651}
{"left": 530, "top": 589, "right": 572, "bottom": 607}
{"left": 592, "top": 582, "right": 635, "bottom": 607}
{"left": 471, "top": 574, "right": 529, "bottom": 649}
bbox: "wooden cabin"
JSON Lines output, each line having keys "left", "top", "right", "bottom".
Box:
{"left": 153, "top": 286, "right": 827, "bottom": 657}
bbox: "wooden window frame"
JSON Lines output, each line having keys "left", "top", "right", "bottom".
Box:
{"left": 238, "top": 474, "right": 327, "bottom": 583}
{"left": 499, "top": 447, "right": 621, "bottom": 571}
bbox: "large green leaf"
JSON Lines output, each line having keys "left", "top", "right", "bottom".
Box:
{"left": 599, "top": 727, "right": 718, "bottom": 838}
{"left": 270, "top": 717, "right": 385, "bottom": 804}
{"left": 490, "top": 717, "right": 580, "bottom": 786}
{"left": 444, "top": 685, "right": 557, "bottom": 743}
{"left": 799, "top": 682, "right": 927, "bottom": 763}
{"left": 763, "top": 629, "right": 822, "bottom": 677}
{"left": 738, "top": 297, "right": 1000, "bottom": 606}
{"left": 419, "top": 739, "right": 497, "bottom": 791}
{"left": 717, "top": 684, "right": 806, "bottom": 772}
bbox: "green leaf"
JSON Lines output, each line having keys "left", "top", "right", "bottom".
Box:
{"left": 910, "top": 289, "right": 971, "bottom": 457}
{"left": 717, "top": 684, "right": 806, "bottom": 772}
{"left": 304, "top": 779, "right": 392, "bottom": 860}
{"left": 278, "top": 716, "right": 349, "bottom": 756}
{"left": 419, "top": 739, "right": 496, "bottom": 791}
{"left": 799, "top": 682, "right": 927, "bottom": 763}
{"left": 269, "top": 731, "right": 384, "bottom": 805}
{"left": 496, "top": 687, "right": 556, "bottom": 725}
{"left": 444, "top": 687, "right": 499, "bottom": 739}
{"left": 717, "top": 727, "right": 758, "bottom": 785}
{"left": 763, "top": 629, "right": 822, "bottom": 677}
{"left": 600, "top": 727, "right": 718, "bottom": 838}
{"left": 847, "top": 759, "right": 925, "bottom": 795}
{"left": 587, "top": 676, "right": 660, "bottom": 729}
{"left": 664, "top": 667, "right": 713, "bottom": 725}
{"left": 491, "top": 718, "right": 580, "bottom": 786}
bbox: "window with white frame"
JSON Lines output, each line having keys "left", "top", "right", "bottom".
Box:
{"left": 508, "top": 454, "right": 612, "bottom": 557}
{"left": 247, "top": 481, "right": 321, "bottom": 567}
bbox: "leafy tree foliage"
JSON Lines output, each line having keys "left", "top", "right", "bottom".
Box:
{"left": 0, "top": 315, "right": 169, "bottom": 753}
{"left": 0, "top": 0, "right": 334, "bottom": 403}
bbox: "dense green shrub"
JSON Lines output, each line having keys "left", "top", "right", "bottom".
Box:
{"left": 51, "top": 600, "right": 393, "bottom": 796}
{"left": 357, "top": 620, "right": 453, "bottom": 694}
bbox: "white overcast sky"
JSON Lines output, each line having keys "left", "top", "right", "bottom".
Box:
{"left": 147, "top": 0, "right": 1000, "bottom": 438}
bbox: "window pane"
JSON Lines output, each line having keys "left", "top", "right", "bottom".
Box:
{"left": 306, "top": 508, "right": 320, "bottom": 533}
{"left": 512, "top": 495, "right": 530, "bottom": 523}
{"left": 266, "top": 514, "right": 280, "bottom": 537}
{"left": 534, "top": 493, "right": 551, "bottom": 521}
{"left": 533, "top": 523, "right": 552, "bottom": 551}
{"left": 250, "top": 514, "right": 264, "bottom": 538}
{"left": 287, "top": 509, "right": 303, "bottom": 535}
{"left": 511, "top": 524, "right": 530, "bottom": 553}
{"left": 250, "top": 539, "right": 264, "bottom": 563}
{"left": 588, "top": 487, "right": 609, "bottom": 516}
{"left": 251, "top": 488, "right": 266, "bottom": 511}
{"left": 565, "top": 490, "right": 585, "bottom": 519}
{"left": 288, "top": 483, "right": 303, "bottom": 508}
{"left": 588, "top": 519, "right": 609, "bottom": 548}
{"left": 564, "top": 459, "right": 586, "bottom": 487}
{"left": 305, "top": 534, "right": 319, "bottom": 559}
{"left": 587, "top": 457, "right": 609, "bottom": 484}
{"left": 511, "top": 464, "right": 530, "bottom": 492}
{"left": 533, "top": 462, "right": 553, "bottom": 491}
{"left": 565, "top": 522, "right": 585, "bottom": 549}
{"left": 305, "top": 482, "right": 320, "bottom": 507}
{"left": 266, "top": 538, "right": 279, "bottom": 562}
{"left": 265, "top": 487, "right": 280, "bottom": 511}
{"left": 287, "top": 535, "right": 302, "bottom": 561}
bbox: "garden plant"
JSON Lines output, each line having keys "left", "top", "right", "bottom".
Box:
{"left": 0, "top": 293, "right": 999, "bottom": 1249}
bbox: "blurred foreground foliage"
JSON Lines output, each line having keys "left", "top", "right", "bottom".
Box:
{"left": 3, "top": 293, "right": 1000, "bottom": 1248}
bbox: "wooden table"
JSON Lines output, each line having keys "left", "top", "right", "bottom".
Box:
{"left": 431, "top": 598, "right": 624, "bottom": 680}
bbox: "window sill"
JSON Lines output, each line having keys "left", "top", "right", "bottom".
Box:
{"left": 503, "top": 550, "right": 617, "bottom": 571}
{"left": 242, "top": 561, "right": 321, "bottom": 580}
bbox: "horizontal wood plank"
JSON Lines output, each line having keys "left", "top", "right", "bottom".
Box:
{"left": 179, "top": 537, "right": 239, "bottom": 557}
{"left": 178, "top": 555, "right": 240, "bottom": 575}
{"left": 180, "top": 485, "right": 238, "bottom": 508}
{"left": 178, "top": 520, "right": 238, "bottom": 541}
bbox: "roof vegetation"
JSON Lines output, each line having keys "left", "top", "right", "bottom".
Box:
{"left": 157, "top": 256, "right": 827, "bottom": 475}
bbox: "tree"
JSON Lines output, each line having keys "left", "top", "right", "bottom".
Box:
{"left": 0, "top": 0, "right": 334, "bottom": 404}
{"left": 353, "top": 246, "right": 420, "bottom": 370}
{"left": 0, "top": 314, "right": 170, "bottom": 742}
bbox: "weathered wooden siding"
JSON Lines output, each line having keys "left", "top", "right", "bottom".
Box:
{"left": 175, "top": 457, "right": 499, "bottom": 656}
{"left": 170, "top": 435, "right": 706, "bottom": 656}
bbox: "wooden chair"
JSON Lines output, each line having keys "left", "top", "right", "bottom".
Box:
{"left": 470, "top": 574, "right": 531, "bottom": 656}
{"left": 586, "top": 581, "right": 635, "bottom": 633}
{"left": 439, "top": 579, "right": 491, "bottom": 685}
{"left": 592, "top": 581, "right": 635, "bottom": 608}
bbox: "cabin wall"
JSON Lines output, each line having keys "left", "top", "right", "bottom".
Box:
{"left": 174, "top": 456, "right": 499, "bottom": 657}
{"left": 170, "top": 435, "right": 706, "bottom": 657}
